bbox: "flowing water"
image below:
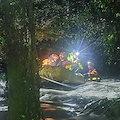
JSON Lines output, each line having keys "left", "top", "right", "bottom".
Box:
{"left": 1, "top": 78, "right": 120, "bottom": 120}
{"left": 40, "top": 78, "right": 120, "bottom": 120}
{"left": 0, "top": 80, "right": 7, "bottom": 120}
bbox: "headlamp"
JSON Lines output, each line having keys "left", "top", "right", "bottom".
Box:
{"left": 75, "top": 52, "right": 79, "bottom": 56}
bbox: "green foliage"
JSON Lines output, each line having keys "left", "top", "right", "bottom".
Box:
{"left": 35, "top": 0, "right": 119, "bottom": 70}
{"left": 116, "top": 13, "right": 120, "bottom": 17}
{"left": 21, "top": 115, "right": 25, "bottom": 119}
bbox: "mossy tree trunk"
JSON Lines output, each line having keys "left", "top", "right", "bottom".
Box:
{"left": 2, "top": 0, "right": 40, "bottom": 120}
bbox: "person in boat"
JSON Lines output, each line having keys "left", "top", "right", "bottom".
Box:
{"left": 48, "top": 54, "right": 59, "bottom": 66}
{"left": 42, "top": 53, "right": 59, "bottom": 67}
{"left": 58, "top": 52, "right": 72, "bottom": 69}
{"left": 87, "top": 61, "right": 98, "bottom": 76}
{"left": 67, "top": 50, "right": 83, "bottom": 71}
{"left": 86, "top": 61, "right": 101, "bottom": 81}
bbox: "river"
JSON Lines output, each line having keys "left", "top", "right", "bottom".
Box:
{"left": 1, "top": 78, "right": 120, "bottom": 120}
{"left": 40, "top": 78, "right": 120, "bottom": 120}
{"left": 0, "top": 80, "right": 7, "bottom": 120}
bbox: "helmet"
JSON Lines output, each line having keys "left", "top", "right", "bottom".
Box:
{"left": 59, "top": 52, "right": 65, "bottom": 59}
{"left": 88, "top": 61, "right": 93, "bottom": 65}
{"left": 88, "top": 61, "right": 94, "bottom": 70}
{"left": 50, "top": 54, "right": 59, "bottom": 60}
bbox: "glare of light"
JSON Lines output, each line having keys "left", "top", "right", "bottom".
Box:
{"left": 87, "top": 61, "right": 91, "bottom": 64}
{"left": 117, "top": 47, "right": 120, "bottom": 50}
{"left": 75, "top": 52, "right": 79, "bottom": 56}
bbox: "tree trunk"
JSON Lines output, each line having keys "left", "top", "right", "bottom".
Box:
{"left": 2, "top": 0, "right": 40, "bottom": 120}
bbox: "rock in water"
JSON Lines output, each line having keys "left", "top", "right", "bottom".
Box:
{"left": 39, "top": 66, "right": 84, "bottom": 84}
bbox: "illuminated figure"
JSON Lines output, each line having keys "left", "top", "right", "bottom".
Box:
{"left": 87, "top": 61, "right": 98, "bottom": 76}
{"left": 87, "top": 61, "right": 101, "bottom": 81}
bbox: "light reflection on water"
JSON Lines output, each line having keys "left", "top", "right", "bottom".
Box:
{"left": 40, "top": 79, "right": 120, "bottom": 120}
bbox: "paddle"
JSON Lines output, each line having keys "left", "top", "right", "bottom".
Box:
{"left": 40, "top": 76, "right": 76, "bottom": 90}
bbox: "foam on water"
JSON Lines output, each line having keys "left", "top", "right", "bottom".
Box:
{"left": 40, "top": 79, "right": 120, "bottom": 119}
{"left": 40, "top": 79, "right": 120, "bottom": 100}
{"left": 73, "top": 79, "right": 120, "bottom": 100}
{"left": 0, "top": 80, "right": 7, "bottom": 113}
{"left": 0, "top": 80, "right": 6, "bottom": 88}
{"left": 0, "top": 106, "right": 8, "bottom": 112}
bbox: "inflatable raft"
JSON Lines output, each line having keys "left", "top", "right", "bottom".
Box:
{"left": 39, "top": 66, "right": 85, "bottom": 84}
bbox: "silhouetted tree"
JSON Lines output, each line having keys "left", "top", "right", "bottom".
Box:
{"left": 2, "top": 0, "right": 40, "bottom": 120}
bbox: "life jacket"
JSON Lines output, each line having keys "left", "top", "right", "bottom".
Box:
{"left": 61, "top": 61, "right": 72, "bottom": 69}
{"left": 49, "top": 54, "right": 59, "bottom": 66}
{"left": 87, "top": 73, "right": 101, "bottom": 81}
{"left": 88, "top": 69, "right": 98, "bottom": 76}
{"left": 67, "top": 53, "right": 83, "bottom": 70}
{"left": 59, "top": 52, "right": 65, "bottom": 59}
{"left": 67, "top": 53, "right": 76, "bottom": 63}
{"left": 58, "top": 52, "right": 73, "bottom": 69}
{"left": 86, "top": 69, "right": 100, "bottom": 81}
{"left": 50, "top": 54, "right": 59, "bottom": 61}
{"left": 87, "top": 62, "right": 100, "bottom": 81}
{"left": 42, "top": 54, "right": 59, "bottom": 67}
{"left": 42, "top": 59, "right": 51, "bottom": 66}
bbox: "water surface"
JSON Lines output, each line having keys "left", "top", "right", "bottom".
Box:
{"left": 40, "top": 78, "right": 120, "bottom": 120}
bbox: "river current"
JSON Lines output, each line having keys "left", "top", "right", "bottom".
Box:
{"left": 40, "top": 78, "right": 120, "bottom": 120}
{"left": 1, "top": 78, "right": 120, "bottom": 120}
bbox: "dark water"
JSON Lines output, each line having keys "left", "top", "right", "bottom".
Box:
{"left": 40, "top": 79, "right": 120, "bottom": 120}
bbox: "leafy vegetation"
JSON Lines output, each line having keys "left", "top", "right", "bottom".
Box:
{"left": 35, "top": 0, "right": 120, "bottom": 74}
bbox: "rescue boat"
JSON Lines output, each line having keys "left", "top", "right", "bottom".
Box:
{"left": 39, "top": 66, "right": 85, "bottom": 84}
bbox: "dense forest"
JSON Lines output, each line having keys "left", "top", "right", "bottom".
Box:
{"left": 0, "top": 0, "right": 120, "bottom": 120}
{"left": 34, "top": 0, "right": 120, "bottom": 75}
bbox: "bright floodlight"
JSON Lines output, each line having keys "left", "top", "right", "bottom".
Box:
{"left": 76, "top": 52, "right": 79, "bottom": 56}
{"left": 87, "top": 61, "right": 91, "bottom": 64}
